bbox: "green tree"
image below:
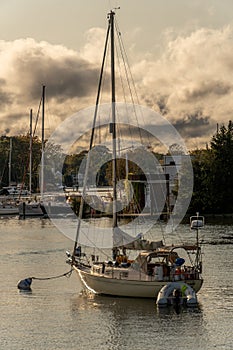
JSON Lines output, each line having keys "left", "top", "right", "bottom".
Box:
{"left": 189, "top": 120, "right": 233, "bottom": 214}
{"left": 0, "top": 135, "right": 41, "bottom": 190}
{"left": 210, "top": 120, "right": 233, "bottom": 213}
{"left": 189, "top": 148, "right": 213, "bottom": 213}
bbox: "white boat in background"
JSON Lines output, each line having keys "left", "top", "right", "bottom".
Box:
{"left": 18, "top": 200, "right": 46, "bottom": 217}
{"left": 66, "top": 11, "right": 204, "bottom": 299}
{"left": 1, "top": 185, "right": 29, "bottom": 197}
{"left": 0, "top": 140, "right": 26, "bottom": 215}
{"left": 0, "top": 137, "right": 29, "bottom": 200}
{"left": 0, "top": 201, "right": 19, "bottom": 215}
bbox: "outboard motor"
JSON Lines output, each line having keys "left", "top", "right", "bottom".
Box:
{"left": 173, "top": 288, "right": 181, "bottom": 306}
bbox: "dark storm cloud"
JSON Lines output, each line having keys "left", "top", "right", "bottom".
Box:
{"left": 12, "top": 47, "right": 103, "bottom": 101}
{"left": 141, "top": 93, "right": 170, "bottom": 115}
{"left": 0, "top": 36, "right": 111, "bottom": 136}
{"left": 171, "top": 112, "right": 216, "bottom": 138}
{"left": 181, "top": 80, "right": 232, "bottom": 101}
{"left": 0, "top": 79, "right": 13, "bottom": 106}
{"left": 1, "top": 24, "right": 233, "bottom": 150}
{"left": 0, "top": 112, "right": 31, "bottom": 135}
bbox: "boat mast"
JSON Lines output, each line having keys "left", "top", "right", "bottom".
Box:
{"left": 8, "top": 137, "right": 12, "bottom": 186}
{"left": 109, "top": 10, "right": 118, "bottom": 230}
{"left": 40, "top": 85, "right": 45, "bottom": 199}
{"left": 71, "top": 15, "right": 110, "bottom": 259}
{"left": 29, "top": 109, "right": 33, "bottom": 194}
{"left": 196, "top": 212, "right": 201, "bottom": 268}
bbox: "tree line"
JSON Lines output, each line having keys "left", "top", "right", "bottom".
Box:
{"left": 189, "top": 121, "right": 233, "bottom": 214}
{"left": 0, "top": 135, "right": 41, "bottom": 191}
{"left": 1, "top": 121, "right": 233, "bottom": 214}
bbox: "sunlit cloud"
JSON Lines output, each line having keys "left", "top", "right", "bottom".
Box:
{"left": 0, "top": 24, "right": 233, "bottom": 150}
{"left": 133, "top": 25, "right": 233, "bottom": 147}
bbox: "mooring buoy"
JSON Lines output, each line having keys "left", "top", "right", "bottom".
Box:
{"left": 17, "top": 277, "right": 32, "bottom": 291}
{"left": 17, "top": 268, "right": 73, "bottom": 292}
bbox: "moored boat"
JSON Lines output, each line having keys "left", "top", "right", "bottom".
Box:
{"left": 18, "top": 86, "right": 46, "bottom": 218}
{"left": 66, "top": 10, "right": 204, "bottom": 299}
{"left": 18, "top": 200, "right": 46, "bottom": 217}
{"left": 67, "top": 214, "right": 204, "bottom": 298}
{"left": 0, "top": 201, "right": 19, "bottom": 215}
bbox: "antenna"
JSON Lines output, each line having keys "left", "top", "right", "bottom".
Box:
{"left": 107, "top": 6, "right": 120, "bottom": 18}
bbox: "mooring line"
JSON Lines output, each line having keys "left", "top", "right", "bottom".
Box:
{"left": 31, "top": 269, "right": 73, "bottom": 281}
{"left": 17, "top": 268, "right": 73, "bottom": 291}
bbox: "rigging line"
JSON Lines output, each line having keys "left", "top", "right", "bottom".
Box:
{"left": 95, "top": 37, "right": 109, "bottom": 146}
{"left": 115, "top": 20, "right": 144, "bottom": 146}
{"left": 33, "top": 95, "right": 42, "bottom": 138}
{"left": 0, "top": 148, "right": 9, "bottom": 185}
{"left": 115, "top": 20, "right": 161, "bottom": 194}
{"left": 115, "top": 33, "right": 139, "bottom": 129}
{"left": 147, "top": 177, "right": 167, "bottom": 243}
{"left": 80, "top": 216, "right": 113, "bottom": 260}
{"left": 115, "top": 21, "right": 154, "bottom": 150}
{"left": 72, "top": 20, "right": 111, "bottom": 258}
{"left": 44, "top": 95, "right": 52, "bottom": 137}
{"left": 100, "top": 65, "right": 111, "bottom": 147}
{"left": 114, "top": 27, "right": 145, "bottom": 161}
{"left": 115, "top": 21, "right": 135, "bottom": 105}
{"left": 78, "top": 222, "right": 113, "bottom": 260}
{"left": 19, "top": 91, "right": 43, "bottom": 198}
{"left": 114, "top": 38, "right": 135, "bottom": 149}
{"left": 89, "top": 21, "right": 110, "bottom": 147}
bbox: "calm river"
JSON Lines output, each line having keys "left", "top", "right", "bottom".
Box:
{"left": 0, "top": 216, "right": 232, "bottom": 350}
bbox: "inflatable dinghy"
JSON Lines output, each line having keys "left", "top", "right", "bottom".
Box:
{"left": 156, "top": 282, "right": 198, "bottom": 307}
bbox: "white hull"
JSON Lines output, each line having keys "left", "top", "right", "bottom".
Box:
{"left": 18, "top": 201, "right": 71, "bottom": 217}
{"left": 18, "top": 202, "right": 45, "bottom": 217}
{"left": 0, "top": 206, "right": 19, "bottom": 215}
{"left": 44, "top": 203, "right": 72, "bottom": 216}
{"left": 74, "top": 266, "right": 203, "bottom": 298}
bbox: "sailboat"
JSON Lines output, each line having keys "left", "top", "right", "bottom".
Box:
{"left": 0, "top": 138, "right": 20, "bottom": 215}
{"left": 18, "top": 86, "right": 46, "bottom": 218}
{"left": 66, "top": 11, "right": 204, "bottom": 299}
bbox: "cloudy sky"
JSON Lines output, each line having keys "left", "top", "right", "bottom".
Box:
{"left": 1, "top": 0, "right": 233, "bottom": 150}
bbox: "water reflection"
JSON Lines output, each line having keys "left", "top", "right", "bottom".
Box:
{"left": 70, "top": 293, "right": 206, "bottom": 350}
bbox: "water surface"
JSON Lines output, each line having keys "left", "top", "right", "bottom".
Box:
{"left": 0, "top": 217, "right": 232, "bottom": 349}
